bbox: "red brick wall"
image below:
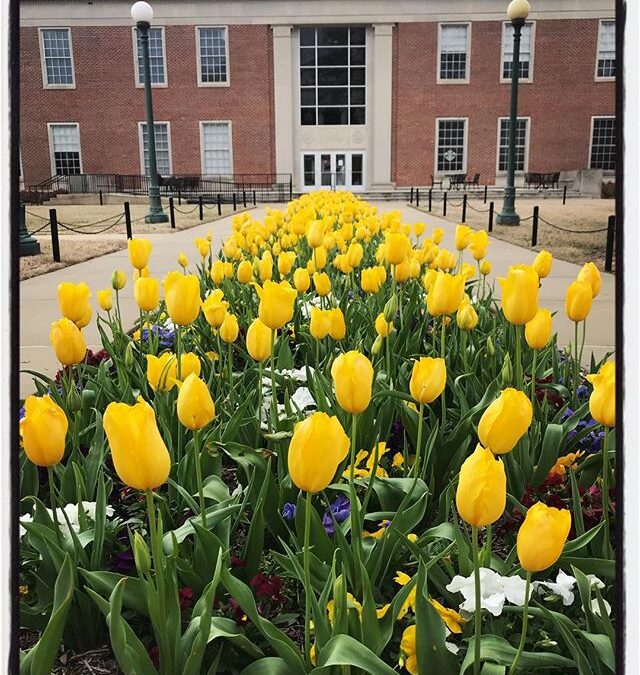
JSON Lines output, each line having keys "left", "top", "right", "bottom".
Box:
{"left": 20, "top": 24, "right": 276, "bottom": 185}
{"left": 392, "top": 19, "right": 616, "bottom": 186}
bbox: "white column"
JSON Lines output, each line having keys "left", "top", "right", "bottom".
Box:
{"left": 371, "top": 23, "right": 394, "bottom": 188}
{"left": 272, "top": 25, "right": 294, "bottom": 180}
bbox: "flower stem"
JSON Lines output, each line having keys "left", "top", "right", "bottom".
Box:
{"left": 47, "top": 467, "right": 62, "bottom": 547}
{"left": 145, "top": 489, "right": 168, "bottom": 669}
{"left": 269, "top": 329, "right": 277, "bottom": 431}
{"left": 602, "top": 425, "right": 611, "bottom": 555}
{"left": 193, "top": 430, "right": 206, "bottom": 528}
{"left": 349, "top": 413, "right": 362, "bottom": 593}
{"left": 440, "top": 318, "right": 447, "bottom": 429}
{"left": 414, "top": 403, "right": 424, "bottom": 479}
{"left": 508, "top": 571, "right": 532, "bottom": 675}
{"left": 472, "top": 525, "right": 482, "bottom": 675}
{"left": 227, "top": 342, "right": 233, "bottom": 388}
{"left": 303, "top": 490, "right": 313, "bottom": 668}
{"left": 530, "top": 349, "right": 537, "bottom": 412}
{"left": 573, "top": 321, "right": 579, "bottom": 406}
{"left": 256, "top": 362, "right": 263, "bottom": 447}
{"left": 515, "top": 324, "right": 523, "bottom": 391}
{"left": 176, "top": 325, "right": 182, "bottom": 380}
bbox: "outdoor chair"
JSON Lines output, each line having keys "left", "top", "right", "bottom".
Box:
{"left": 430, "top": 174, "right": 443, "bottom": 189}
{"left": 450, "top": 173, "right": 467, "bottom": 190}
{"left": 465, "top": 173, "right": 480, "bottom": 190}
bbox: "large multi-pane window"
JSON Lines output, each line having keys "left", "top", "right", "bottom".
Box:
{"left": 49, "top": 123, "right": 82, "bottom": 175}
{"left": 438, "top": 24, "right": 469, "bottom": 81}
{"left": 135, "top": 27, "right": 166, "bottom": 85}
{"left": 139, "top": 122, "right": 172, "bottom": 175}
{"left": 590, "top": 117, "right": 616, "bottom": 171}
{"left": 40, "top": 28, "right": 74, "bottom": 86}
{"left": 200, "top": 122, "right": 233, "bottom": 174}
{"left": 497, "top": 118, "right": 529, "bottom": 172}
{"left": 596, "top": 20, "right": 615, "bottom": 78}
{"left": 436, "top": 119, "right": 467, "bottom": 173}
{"left": 197, "top": 27, "right": 229, "bottom": 85}
{"left": 502, "top": 22, "right": 533, "bottom": 80}
{"left": 299, "top": 26, "right": 366, "bottom": 126}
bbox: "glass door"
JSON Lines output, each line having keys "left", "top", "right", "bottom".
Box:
{"left": 301, "top": 152, "right": 365, "bottom": 192}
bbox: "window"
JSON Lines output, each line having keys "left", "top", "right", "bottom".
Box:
{"left": 590, "top": 117, "right": 616, "bottom": 171}
{"left": 438, "top": 24, "right": 469, "bottom": 81}
{"left": 200, "top": 122, "right": 233, "bottom": 174}
{"left": 197, "top": 27, "right": 229, "bottom": 85}
{"left": 436, "top": 119, "right": 467, "bottom": 173}
{"left": 497, "top": 118, "right": 529, "bottom": 172}
{"left": 501, "top": 22, "right": 533, "bottom": 80}
{"left": 596, "top": 20, "right": 615, "bottom": 79}
{"left": 139, "top": 122, "right": 172, "bottom": 175}
{"left": 299, "top": 26, "right": 366, "bottom": 126}
{"left": 40, "top": 28, "right": 74, "bottom": 87}
{"left": 49, "top": 123, "right": 82, "bottom": 175}
{"left": 134, "top": 27, "right": 166, "bottom": 85}
{"left": 303, "top": 155, "right": 316, "bottom": 186}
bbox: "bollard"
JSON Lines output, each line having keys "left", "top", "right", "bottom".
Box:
{"left": 531, "top": 206, "right": 539, "bottom": 247}
{"left": 178, "top": 189, "right": 181, "bottom": 206}
{"left": 198, "top": 195, "right": 204, "bottom": 221}
{"left": 443, "top": 192, "right": 448, "bottom": 217}
{"left": 563, "top": 185, "right": 567, "bottom": 205}
{"left": 124, "top": 201, "right": 132, "bottom": 240}
{"left": 289, "top": 176, "right": 293, "bottom": 201}
{"left": 428, "top": 188, "right": 432, "bottom": 212}
{"left": 416, "top": 188, "right": 420, "bottom": 208}
{"left": 99, "top": 189, "right": 103, "bottom": 206}
{"left": 253, "top": 189, "right": 256, "bottom": 206}
{"left": 49, "top": 208, "right": 60, "bottom": 262}
{"left": 488, "top": 201, "right": 494, "bottom": 232}
{"left": 233, "top": 193, "right": 237, "bottom": 211}
{"left": 483, "top": 185, "right": 488, "bottom": 204}
{"left": 410, "top": 186, "right": 414, "bottom": 204}
{"left": 605, "top": 215, "right": 615, "bottom": 272}
{"left": 462, "top": 193, "right": 467, "bottom": 222}
{"left": 217, "top": 193, "right": 222, "bottom": 216}
{"left": 242, "top": 189, "right": 247, "bottom": 208}
{"left": 169, "top": 197, "right": 176, "bottom": 229}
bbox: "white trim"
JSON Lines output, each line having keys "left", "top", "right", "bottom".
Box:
{"left": 47, "top": 122, "right": 83, "bottom": 175}
{"left": 195, "top": 25, "right": 230, "bottom": 87}
{"left": 594, "top": 18, "right": 616, "bottom": 82}
{"left": 436, "top": 22, "right": 471, "bottom": 85}
{"left": 132, "top": 25, "right": 168, "bottom": 88}
{"left": 495, "top": 116, "right": 531, "bottom": 175}
{"left": 499, "top": 20, "right": 536, "bottom": 84}
{"left": 199, "top": 120, "right": 234, "bottom": 175}
{"left": 588, "top": 114, "right": 616, "bottom": 173}
{"left": 137, "top": 120, "right": 173, "bottom": 175}
{"left": 434, "top": 117, "right": 468, "bottom": 175}
{"left": 38, "top": 27, "right": 76, "bottom": 89}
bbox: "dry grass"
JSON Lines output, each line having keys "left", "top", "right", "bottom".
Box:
{"left": 414, "top": 196, "right": 616, "bottom": 271}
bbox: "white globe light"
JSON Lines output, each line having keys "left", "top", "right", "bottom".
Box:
{"left": 131, "top": 1, "right": 154, "bottom": 23}
{"left": 507, "top": 0, "right": 530, "bottom": 21}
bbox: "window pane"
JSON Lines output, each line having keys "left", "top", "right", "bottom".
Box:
{"left": 317, "top": 47, "right": 349, "bottom": 66}
{"left": 141, "top": 123, "right": 171, "bottom": 175}
{"left": 301, "top": 108, "right": 316, "bottom": 125}
{"left": 437, "top": 119, "right": 465, "bottom": 172}
{"left": 320, "top": 154, "right": 332, "bottom": 185}
{"left": 590, "top": 118, "right": 616, "bottom": 170}
{"left": 300, "top": 28, "right": 315, "bottom": 46}
{"left": 300, "top": 48, "right": 316, "bottom": 66}
{"left": 42, "top": 29, "right": 74, "bottom": 85}
{"left": 350, "top": 67, "right": 365, "bottom": 85}
{"left": 136, "top": 27, "right": 166, "bottom": 84}
{"left": 503, "top": 23, "right": 532, "bottom": 79}
{"left": 350, "top": 87, "right": 365, "bottom": 105}
{"left": 317, "top": 27, "right": 349, "bottom": 46}
{"left": 318, "top": 87, "right": 348, "bottom": 105}
{"left": 350, "top": 27, "right": 366, "bottom": 45}
{"left": 201, "top": 122, "right": 232, "bottom": 174}
{"left": 350, "top": 107, "right": 365, "bottom": 125}
{"left": 351, "top": 154, "right": 363, "bottom": 185}
{"left": 498, "top": 118, "right": 527, "bottom": 172}
{"left": 301, "top": 88, "right": 316, "bottom": 105}
{"left": 317, "top": 108, "right": 349, "bottom": 125}
{"left": 198, "top": 27, "right": 228, "bottom": 83}
{"left": 597, "top": 21, "right": 615, "bottom": 77}
{"left": 300, "top": 68, "right": 316, "bottom": 85}
{"left": 51, "top": 124, "right": 81, "bottom": 175}
{"left": 440, "top": 24, "right": 468, "bottom": 80}
{"left": 350, "top": 47, "right": 365, "bottom": 65}
{"left": 318, "top": 67, "right": 348, "bottom": 85}
{"left": 303, "top": 155, "right": 316, "bottom": 186}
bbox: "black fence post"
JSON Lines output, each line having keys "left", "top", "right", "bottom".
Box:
{"left": 483, "top": 185, "right": 488, "bottom": 204}
{"left": 531, "top": 206, "right": 539, "bottom": 247}
{"left": 198, "top": 195, "right": 204, "bottom": 221}
{"left": 242, "top": 189, "right": 247, "bottom": 208}
{"left": 169, "top": 197, "right": 176, "bottom": 229}
{"left": 462, "top": 193, "right": 467, "bottom": 222}
{"left": 217, "top": 193, "right": 222, "bottom": 216}
{"left": 99, "top": 189, "right": 103, "bottom": 206}
{"left": 178, "top": 189, "right": 181, "bottom": 206}
{"left": 563, "top": 185, "right": 567, "bottom": 205}
{"left": 124, "top": 201, "right": 132, "bottom": 239}
{"left": 233, "top": 193, "right": 237, "bottom": 211}
{"left": 49, "top": 208, "right": 60, "bottom": 262}
{"left": 488, "top": 201, "right": 494, "bottom": 232}
{"left": 410, "top": 187, "right": 414, "bottom": 204}
{"left": 443, "top": 192, "right": 448, "bottom": 217}
{"left": 252, "top": 189, "right": 256, "bottom": 206}
{"left": 289, "top": 176, "right": 293, "bottom": 201}
{"left": 416, "top": 188, "right": 420, "bottom": 208}
{"left": 428, "top": 189, "right": 432, "bottom": 212}
{"left": 605, "top": 214, "right": 615, "bottom": 272}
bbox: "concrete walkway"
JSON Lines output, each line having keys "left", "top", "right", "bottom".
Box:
{"left": 19, "top": 201, "right": 615, "bottom": 397}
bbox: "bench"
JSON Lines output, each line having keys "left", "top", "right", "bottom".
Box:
{"left": 525, "top": 172, "right": 560, "bottom": 189}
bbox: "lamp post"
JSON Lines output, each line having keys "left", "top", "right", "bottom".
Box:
{"left": 131, "top": 1, "right": 168, "bottom": 223}
{"left": 19, "top": 201, "right": 41, "bottom": 256}
{"left": 496, "top": 0, "right": 530, "bottom": 226}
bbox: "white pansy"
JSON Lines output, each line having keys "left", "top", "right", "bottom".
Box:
{"left": 586, "top": 574, "right": 605, "bottom": 590}
{"left": 533, "top": 569, "right": 576, "bottom": 606}
{"left": 300, "top": 297, "right": 323, "bottom": 319}
{"left": 590, "top": 597, "right": 611, "bottom": 617}
{"left": 290, "top": 387, "right": 316, "bottom": 412}
{"left": 446, "top": 568, "right": 529, "bottom": 617}
{"left": 444, "top": 628, "right": 459, "bottom": 654}
{"left": 20, "top": 502, "right": 114, "bottom": 540}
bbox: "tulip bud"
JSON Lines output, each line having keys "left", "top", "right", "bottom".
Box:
{"left": 456, "top": 444, "right": 506, "bottom": 527}
{"left": 372, "top": 334, "right": 384, "bottom": 355}
{"left": 478, "top": 387, "right": 533, "bottom": 455}
{"left": 383, "top": 294, "right": 398, "bottom": 323}
{"left": 331, "top": 351, "right": 374, "bottom": 414}
{"left": 517, "top": 502, "right": 571, "bottom": 572}
{"left": 125, "top": 341, "right": 135, "bottom": 369}
{"left": 501, "top": 352, "right": 513, "bottom": 386}
{"left": 20, "top": 395, "right": 68, "bottom": 467}
{"left": 133, "top": 531, "right": 152, "bottom": 577}
{"left": 66, "top": 385, "right": 82, "bottom": 413}
{"left": 486, "top": 336, "right": 495, "bottom": 357}
{"left": 111, "top": 269, "right": 126, "bottom": 291}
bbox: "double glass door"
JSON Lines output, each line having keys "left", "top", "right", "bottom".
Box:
{"left": 302, "top": 152, "right": 364, "bottom": 191}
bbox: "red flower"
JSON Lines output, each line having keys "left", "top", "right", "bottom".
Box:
{"left": 179, "top": 586, "right": 194, "bottom": 612}
{"left": 149, "top": 645, "right": 159, "bottom": 670}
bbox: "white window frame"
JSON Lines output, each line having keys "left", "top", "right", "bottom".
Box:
{"left": 137, "top": 121, "right": 173, "bottom": 176}
{"left": 131, "top": 26, "right": 168, "bottom": 88}
{"left": 594, "top": 19, "right": 615, "bottom": 82}
{"left": 495, "top": 116, "right": 531, "bottom": 175}
{"left": 500, "top": 20, "right": 536, "bottom": 84}
{"left": 588, "top": 115, "right": 616, "bottom": 174}
{"left": 437, "top": 22, "right": 471, "bottom": 84}
{"left": 39, "top": 27, "right": 76, "bottom": 89}
{"left": 434, "top": 117, "right": 468, "bottom": 175}
{"left": 196, "top": 26, "right": 230, "bottom": 87}
{"left": 47, "top": 122, "right": 83, "bottom": 176}
{"left": 199, "top": 120, "right": 234, "bottom": 175}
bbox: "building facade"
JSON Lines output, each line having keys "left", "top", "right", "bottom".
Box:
{"left": 20, "top": 0, "right": 616, "bottom": 192}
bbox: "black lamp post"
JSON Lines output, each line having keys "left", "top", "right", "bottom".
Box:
{"left": 131, "top": 1, "right": 168, "bottom": 223}
{"left": 19, "top": 201, "right": 41, "bottom": 256}
{"left": 496, "top": 0, "right": 530, "bottom": 226}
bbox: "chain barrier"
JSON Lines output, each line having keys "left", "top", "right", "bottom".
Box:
{"left": 54, "top": 212, "right": 126, "bottom": 235}
{"left": 466, "top": 203, "right": 492, "bottom": 213}
{"left": 173, "top": 205, "right": 200, "bottom": 215}
{"left": 26, "top": 221, "right": 52, "bottom": 235}
{"left": 538, "top": 216, "right": 608, "bottom": 234}
{"left": 25, "top": 210, "right": 51, "bottom": 222}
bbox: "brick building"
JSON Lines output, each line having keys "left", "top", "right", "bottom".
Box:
{"left": 19, "top": 0, "right": 616, "bottom": 193}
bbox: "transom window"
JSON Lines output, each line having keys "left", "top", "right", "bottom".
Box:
{"left": 40, "top": 28, "right": 74, "bottom": 86}
{"left": 49, "top": 124, "right": 81, "bottom": 175}
{"left": 299, "top": 26, "right": 366, "bottom": 126}
{"left": 201, "top": 122, "right": 233, "bottom": 174}
{"left": 197, "top": 27, "right": 228, "bottom": 84}
{"left": 438, "top": 24, "right": 469, "bottom": 81}
{"left": 502, "top": 22, "right": 533, "bottom": 80}
{"left": 590, "top": 118, "right": 616, "bottom": 171}
{"left": 596, "top": 20, "right": 615, "bottom": 78}
{"left": 139, "top": 122, "right": 172, "bottom": 176}
{"left": 436, "top": 119, "right": 467, "bottom": 173}
{"left": 135, "top": 27, "right": 166, "bottom": 85}
{"left": 498, "top": 118, "right": 529, "bottom": 172}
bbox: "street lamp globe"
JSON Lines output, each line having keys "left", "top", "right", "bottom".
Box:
{"left": 131, "top": 1, "right": 154, "bottom": 24}
{"left": 507, "top": 0, "right": 530, "bottom": 21}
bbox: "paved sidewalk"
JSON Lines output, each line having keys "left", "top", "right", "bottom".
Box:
{"left": 19, "top": 200, "right": 615, "bottom": 397}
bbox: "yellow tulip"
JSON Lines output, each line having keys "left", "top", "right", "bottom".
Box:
{"left": 413, "top": 222, "right": 426, "bottom": 238}
{"left": 385, "top": 232, "right": 412, "bottom": 265}
{"left": 517, "top": 502, "right": 571, "bottom": 572}
{"left": 525, "top": 308, "right": 552, "bottom": 350}
{"left": 455, "top": 224, "right": 472, "bottom": 250}
{"left": 328, "top": 307, "right": 346, "bottom": 340}
{"left": 409, "top": 357, "right": 446, "bottom": 404}
{"left": 57, "top": 282, "right": 91, "bottom": 323}
{"left": 134, "top": 277, "right": 160, "bottom": 312}
{"left": 50, "top": 318, "right": 86, "bottom": 365}
{"left": 478, "top": 388, "right": 533, "bottom": 454}
{"left": 393, "top": 258, "right": 412, "bottom": 283}
{"left": 331, "top": 351, "right": 374, "bottom": 414}
{"left": 310, "top": 307, "right": 332, "bottom": 340}
{"left": 237, "top": 260, "right": 253, "bottom": 284}
{"left": 146, "top": 352, "right": 178, "bottom": 392}
{"left": 313, "top": 272, "right": 332, "bottom": 297}
{"left": 480, "top": 260, "right": 492, "bottom": 276}
{"left": 456, "top": 444, "right": 507, "bottom": 527}
{"left": 460, "top": 262, "right": 476, "bottom": 281}
{"left": 433, "top": 248, "right": 457, "bottom": 271}
{"left": 577, "top": 262, "right": 602, "bottom": 298}
{"left": 586, "top": 360, "right": 615, "bottom": 426}
{"left": 469, "top": 230, "right": 489, "bottom": 260}
{"left": 219, "top": 313, "right": 239, "bottom": 343}
{"left": 194, "top": 237, "right": 210, "bottom": 258}
{"left": 347, "top": 242, "right": 364, "bottom": 268}
{"left": 426, "top": 271, "right": 465, "bottom": 316}
{"left": 97, "top": 288, "right": 113, "bottom": 312}
{"left": 21, "top": 395, "right": 68, "bottom": 466}
{"left": 457, "top": 303, "right": 478, "bottom": 330}
{"left": 533, "top": 250, "right": 553, "bottom": 279}
{"left": 128, "top": 238, "right": 152, "bottom": 270}
{"left": 75, "top": 304, "right": 92, "bottom": 329}
{"left": 177, "top": 252, "right": 189, "bottom": 268}
{"left": 258, "top": 256, "right": 273, "bottom": 282}
{"left": 246, "top": 317, "right": 271, "bottom": 362}
{"left": 422, "top": 268, "right": 437, "bottom": 293}
{"left": 498, "top": 264, "right": 539, "bottom": 325}
{"left": 306, "top": 220, "right": 325, "bottom": 248}
{"left": 180, "top": 352, "right": 201, "bottom": 380}
{"left": 111, "top": 269, "right": 126, "bottom": 291}
{"left": 288, "top": 411, "right": 350, "bottom": 493}
{"left": 163, "top": 272, "right": 201, "bottom": 326}
{"left": 375, "top": 313, "right": 393, "bottom": 337}
{"left": 257, "top": 280, "right": 297, "bottom": 330}
{"left": 432, "top": 227, "right": 444, "bottom": 245}
{"left": 278, "top": 251, "right": 297, "bottom": 277}
{"left": 104, "top": 397, "right": 171, "bottom": 490}
{"left": 211, "top": 260, "right": 226, "bottom": 285}
{"left": 293, "top": 268, "right": 311, "bottom": 294}
{"left": 565, "top": 280, "right": 592, "bottom": 322}
{"left": 177, "top": 374, "right": 216, "bottom": 430}
{"left": 400, "top": 625, "right": 418, "bottom": 675}
{"left": 201, "top": 289, "right": 228, "bottom": 328}
{"left": 361, "top": 267, "right": 382, "bottom": 294}
{"left": 313, "top": 246, "right": 327, "bottom": 270}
